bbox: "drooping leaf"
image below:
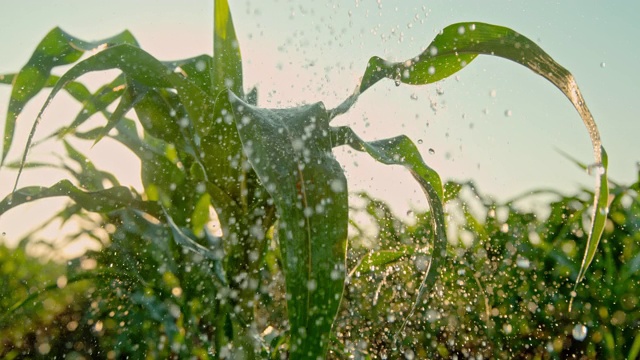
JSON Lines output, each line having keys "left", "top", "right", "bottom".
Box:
{"left": 332, "top": 126, "right": 446, "bottom": 334}
{"left": 332, "top": 21, "right": 608, "bottom": 305}
{"left": 62, "top": 140, "right": 120, "bottom": 190}
{"left": 572, "top": 149, "right": 609, "bottom": 305}
{"left": 0, "top": 179, "right": 155, "bottom": 216}
{"left": 11, "top": 44, "right": 214, "bottom": 194}
{"left": 2, "top": 28, "right": 138, "bottom": 165}
{"left": 229, "top": 92, "right": 348, "bottom": 358}
{"left": 213, "top": 0, "right": 243, "bottom": 96}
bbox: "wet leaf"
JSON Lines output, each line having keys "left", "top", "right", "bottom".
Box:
{"left": 332, "top": 21, "right": 607, "bottom": 307}
{"left": 213, "top": 0, "right": 243, "bottom": 96}
{"left": 0, "top": 179, "right": 154, "bottom": 215}
{"left": 229, "top": 92, "right": 348, "bottom": 358}
{"left": 2, "top": 28, "right": 138, "bottom": 165}
{"left": 332, "top": 126, "right": 446, "bottom": 335}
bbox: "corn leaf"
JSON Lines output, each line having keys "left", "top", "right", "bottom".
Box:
{"left": 332, "top": 126, "right": 446, "bottom": 335}
{"left": 2, "top": 28, "right": 138, "bottom": 165}
{"left": 332, "top": 21, "right": 608, "bottom": 307}
{"left": 229, "top": 92, "right": 348, "bottom": 358}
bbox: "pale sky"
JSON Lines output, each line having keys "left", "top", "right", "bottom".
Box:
{"left": 1, "top": 1, "right": 638, "bottom": 254}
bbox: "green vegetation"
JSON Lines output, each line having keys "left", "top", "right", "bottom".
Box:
{"left": 0, "top": 1, "right": 616, "bottom": 359}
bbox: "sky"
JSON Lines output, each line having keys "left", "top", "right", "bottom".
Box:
{"left": 0, "top": 1, "right": 638, "bottom": 255}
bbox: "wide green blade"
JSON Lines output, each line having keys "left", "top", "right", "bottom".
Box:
{"left": 213, "top": 0, "right": 243, "bottom": 96}
{"left": 229, "top": 92, "right": 348, "bottom": 358}
{"left": 2, "top": 27, "right": 138, "bottom": 165}
{"left": 332, "top": 126, "right": 446, "bottom": 335}
{"left": 333, "top": 21, "right": 607, "bottom": 306}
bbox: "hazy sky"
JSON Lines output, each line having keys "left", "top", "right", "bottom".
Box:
{"left": 1, "top": 1, "right": 638, "bottom": 252}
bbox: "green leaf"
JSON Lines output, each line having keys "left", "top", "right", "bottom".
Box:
{"left": 332, "top": 126, "right": 447, "bottom": 335}
{"left": 62, "top": 140, "right": 120, "bottom": 190}
{"left": 571, "top": 148, "right": 609, "bottom": 308}
{"left": 350, "top": 245, "right": 416, "bottom": 277}
{"left": 229, "top": 92, "right": 348, "bottom": 358}
{"left": 93, "top": 79, "right": 148, "bottom": 145}
{"left": 200, "top": 91, "right": 245, "bottom": 203}
{"left": 108, "top": 119, "right": 185, "bottom": 208}
{"left": 0, "top": 179, "right": 152, "bottom": 215}
{"left": 162, "top": 207, "right": 218, "bottom": 263}
{"left": 334, "top": 21, "right": 608, "bottom": 308}
{"left": 164, "top": 55, "right": 213, "bottom": 93}
{"left": 213, "top": 0, "right": 243, "bottom": 96}
{"left": 2, "top": 27, "right": 138, "bottom": 165}
{"left": 63, "top": 75, "right": 127, "bottom": 138}
{"left": 11, "top": 44, "right": 214, "bottom": 195}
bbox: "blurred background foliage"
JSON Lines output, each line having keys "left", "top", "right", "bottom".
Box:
{"left": 1, "top": 166, "right": 639, "bottom": 359}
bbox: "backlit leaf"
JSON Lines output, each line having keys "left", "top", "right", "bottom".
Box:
{"left": 229, "top": 92, "right": 348, "bottom": 358}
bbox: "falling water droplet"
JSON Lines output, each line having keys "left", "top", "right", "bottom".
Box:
{"left": 600, "top": 62, "right": 606, "bottom": 68}
{"left": 428, "top": 148, "right": 435, "bottom": 155}
{"left": 417, "top": 139, "right": 423, "bottom": 144}
{"left": 572, "top": 324, "right": 588, "bottom": 341}
{"left": 504, "top": 110, "right": 512, "bottom": 117}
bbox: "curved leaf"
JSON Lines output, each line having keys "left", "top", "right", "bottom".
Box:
{"left": 2, "top": 28, "right": 138, "bottom": 164}
{"left": 332, "top": 126, "right": 446, "bottom": 335}
{"left": 332, "top": 21, "right": 607, "bottom": 306}
{"left": 0, "top": 179, "right": 155, "bottom": 216}
{"left": 11, "top": 44, "right": 215, "bottom": 194}
{"left": 229, "top": 92, "right": 348, "bottom": 358}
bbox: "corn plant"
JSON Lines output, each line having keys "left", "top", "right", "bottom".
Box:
{"left": 0, "top": 0, "right": 608, "bottom": 358}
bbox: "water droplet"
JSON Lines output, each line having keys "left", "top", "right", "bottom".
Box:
{"left": 600, "top": 62, "right": 606, "bottom": 68}
{"left": 410, "top": 93, "right": 418, "bottom": 100}
{"left": 427, "top": 66, "right": 435, "bottom": 75}
{"left": 429, "top": 46, "right": 438, "bottom": 56}
{"left": 307, "top": 279, "right": 317, "bottom": 291}
{"left": 504, "top": 109, "right": 512, "bottom": 117}
{"left": 516, "top": 257, "right": 530, "bottom": 269}
{"left": 469, "top": 23, "right": 476, "bottom": 31}
{"left": 417, "top": 139, "right": 423, "bottom": 144}
{"left": 572, "top": 324, "right": 588, "bottom": 341}
{"left": 428, "top": 148, "right": 435, "bottom": 155}
{"left": 457, "top": 26, "right": 465, "bottom": 35}
{"left": 195, "top": 60, "right": 206, "bottom": 72}
{"left": 490, "top": 89, "right": 497, "bottom": 97}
